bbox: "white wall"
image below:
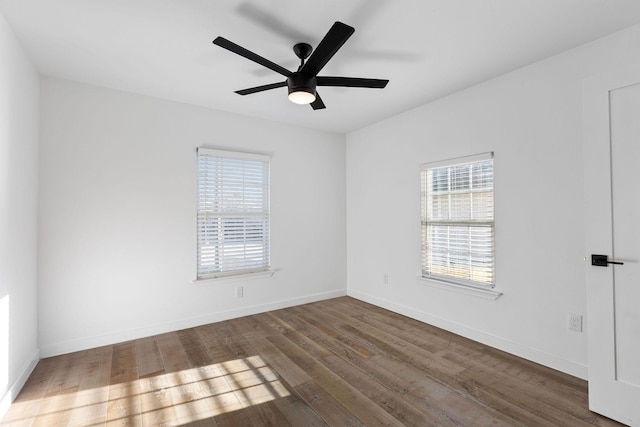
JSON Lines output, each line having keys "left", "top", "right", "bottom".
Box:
{"left": 0, "top": 13, "right": 40, "bottom": 416}
{"left": 39, "top": 78, "right": 346, "bottom": 356}
{"left": 346, "top": 24, "right": 640, "bottom": 379}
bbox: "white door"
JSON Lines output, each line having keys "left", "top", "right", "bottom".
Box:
{"left": 584, "top": 66, "right": 640, "bottom": 426}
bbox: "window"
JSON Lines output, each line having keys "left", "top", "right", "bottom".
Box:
{"left": 197, "top": 148, "right": 270, "bottom": 279}
{"left": 420, "top": 152, "right": 494, "bottom": 288}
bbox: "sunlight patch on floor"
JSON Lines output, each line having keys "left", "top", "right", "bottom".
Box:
{"left": 2, "top": 355, "right": 290, "bottom": 427}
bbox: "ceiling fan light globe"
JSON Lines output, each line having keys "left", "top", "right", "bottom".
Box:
{"left": 288, "top": 90, "right": 316, "bottom": 104}
{"left": 287, "top": 73, "right": 317, "bottom": 105}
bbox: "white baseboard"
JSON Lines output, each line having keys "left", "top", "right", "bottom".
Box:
{"left": 348, "top": 289, "right": 588, "bottom": 380}
{"left": 40, "top": 289, "right": 347, "bottom": 357}
{"left": 0, "top": 349, "right": 40, "bottom": 421}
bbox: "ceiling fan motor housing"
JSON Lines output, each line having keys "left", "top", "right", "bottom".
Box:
{"left": 287, "top": 72, "right": 317, "bottom": 97}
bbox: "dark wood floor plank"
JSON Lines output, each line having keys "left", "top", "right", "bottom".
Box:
{"left": 67, "top": 346, "right": 113, "bottom": 426}
{"left": 277, "top": 305, "right": 376, "bottom": 369}
{"left": 440, "top": 370, "right": 560, "bottom": 426}
{"left": 228, "top": 317, "right": 312, "bottom": 388}
{"left": 333, "top": 298, "right": 486, "bottom": 357}
{"left": 305, "top": 303, "right": 466, "bottom": 378}
{"left": 222, "top": 316, "right": 326, "bottom": 426}
{"left": 479, "top": 344, "right": 590, "bottom": 402}
{"left": 178, "top": 328, "right": 213, "bottom": 368}
{"left": 31, "top": 350, "right": 88, "bottom": 427}
{"left": 156, "top": 331, "right": 220, "bottom": 426}
{"left": 235, "top": 403, "right": 292, "bottom": 427}
{"left": 288, "top": 304, "right": 377, "bottom": 359}
{"left": 328, "top": 298, "right": 462, "bottom": 353}
{"left": 135, "top": 336, "right": 163, "bottom": 378}
{"left": 444, "top": 349, "right": 598, "bottom": 424}
{"left": 195, "top": 322, "right": 242, "bottom": 364}
{"left": 135, "top": 334, "right": 178, "bottom": 427}
{"left": 263, "top": 311, "right": 334, "bottom": 359}
{"left": 341, "top": 320, "right": 465, "bottom": 380}
{"left": 266, "top": 332, "right": 406, "bottom": 426}
{"left": 269, "top": 390, "right": 329, "bottom": 427}
{"left": 294, "top": 381, "right": 368, "bottom": 427}
{"left": 2, "top": 297, "right": 625, "bottom": 427}
{"left": 335, "top": 297, "right": 488, "bottom": 353}
{"left": 205, "top": 321, "right": 293, "bottom": 426}
{"left": 454, "top": 368, "right": 595, "bottom": 426}
{"left": 319, "top": 352, "right": 437, "bottom": 426}
{"left": 106, "top": 342, "right": 142, "bottom": 427}
{"left": 410, "top": 384, "right": 529, "bottom": 427}
{"left": 230, "top": 311, "right": 287, "bottom": 338}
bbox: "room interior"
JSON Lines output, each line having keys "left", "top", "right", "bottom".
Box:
{"left": 2, "top": 0, "right": 640, "bottom": 425}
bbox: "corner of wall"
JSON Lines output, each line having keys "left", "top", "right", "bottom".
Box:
{"left": 0, "top": 349, "right": 40, "bottom": 421}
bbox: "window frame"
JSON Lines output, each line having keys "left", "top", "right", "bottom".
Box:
{"left": 196, "top": 147, "right": 271, "bottom": 280}
{"left": 420, "top": 152, "right": 495, "bottom": 290}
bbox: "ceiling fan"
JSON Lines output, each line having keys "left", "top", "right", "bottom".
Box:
{"left": 213, "top": 21, "right": 389, "bottom": 110}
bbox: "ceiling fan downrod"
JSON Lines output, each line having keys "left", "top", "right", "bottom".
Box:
{"left": 293, "top": 42, "right": 313, "bottom": 69}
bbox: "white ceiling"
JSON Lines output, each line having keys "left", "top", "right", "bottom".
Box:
{"left": 2, "top": 1, "right": 640, "bottom": 134}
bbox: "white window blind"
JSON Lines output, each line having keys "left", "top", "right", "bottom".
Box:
{"left": 197, "top": 148, "right": 270, "bottom": 279}
{"left": 421, "top": 153, "right": 494, "bottom": 287}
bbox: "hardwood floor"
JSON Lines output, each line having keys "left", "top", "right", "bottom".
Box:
{"left": 1, "top": 297, "right": 625, "bottom": 426}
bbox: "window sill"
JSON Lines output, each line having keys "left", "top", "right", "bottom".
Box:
{"left": 417, "top": 276, "right": 503, "bottom": 300}
{"left": 193, "top": 269, "right": 277, "bottom": 285}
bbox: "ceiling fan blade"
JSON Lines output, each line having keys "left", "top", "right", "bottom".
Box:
{"left": 300, "top": 22, "right": 354, "bottom": 76}
{"left": 235, "top": 81, "right": 287, "bottom": 95}
{"left": 213, "top": 37, "right": 292, "bottom": 77}
{"left": 310, "top": 92, "right": 326, "bottom": 110}
{"left": 317, "top": 76, "right": 389, "bottom": 88}
{"left": 237, "top": 3, "right": 312, "bottom": 42}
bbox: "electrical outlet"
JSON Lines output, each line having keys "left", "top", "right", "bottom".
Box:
{"left": 569, "top": 313, "right": 582, "bottom": 332}
{"left": 236, "top": 286, "right": 244, "bottom": 298}
{"left": 383, "top": 273, "right": 389, "bottom": 285}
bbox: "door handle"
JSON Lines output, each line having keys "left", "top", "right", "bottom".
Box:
{"left": 591, "top": 254, "right": 624, "bottom": 267}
